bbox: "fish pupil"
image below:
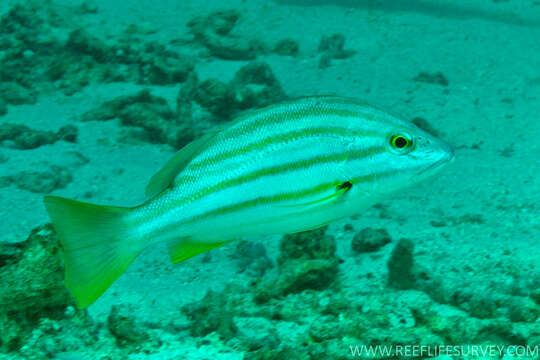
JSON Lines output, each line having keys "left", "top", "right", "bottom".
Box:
{"left": 394, "top": 136, "right": 408, "bottom": 148}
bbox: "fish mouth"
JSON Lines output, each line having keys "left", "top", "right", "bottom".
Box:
{"left": 418, "top": 146, "right": 455, "bottom": 176}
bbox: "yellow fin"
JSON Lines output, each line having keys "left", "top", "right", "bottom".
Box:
{"left": 43, "top": 196, "right": 142, "bottom": 309}
{"left": 145, "top": 130, "right": 219, "bottom": 198}
{"left": 167, "top": 238, "right": 229, "bottom": 264}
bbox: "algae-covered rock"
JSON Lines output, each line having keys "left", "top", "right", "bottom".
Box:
{"left": 414, "top": 269, "right": 540, "bottom": 323}
{"left": 0, "top": 242, "right": 22, "bottom": 267}
{"left": 234, "top": 316, "right": 278, "bottom": 351}
{"left": 0, "top": 82, "right": 37, "bottom": 105}
{"left": 274, "top": 259, "right": 338, "bottom": 296}
{"left": 256, "top": 228, "right": 340, "bottom": 302}
{"left": 0, "top": 123, "right": 77, "bottom": 149}
{"left": 351, "top": 227, "right": 392, "bottom": 254}
{"left": 317, "top": 34, "right": 356, "bottom": 68}
{"left": 107, "top": 305, "right": 150, "bottom": 347}
{"left": 308, "top": 315, "right": 342, "bottom": 342}
{"left": 245, "top": 345, "right": 310, "bottom": 360}
{"left": 278, "top": 226, "right": 336, "bottom": 265}
{"left": 507, "top": 297, "right": 539, "bottom": 323}
{"left": 139, "top": 49, "right": 194, "bottom": 85}
{"left": 188, "top": 61, "right": 287, "bottom": 121}
{"left": 192, "top": 78, "right": 236, "bottom": 118}
{"left": 0, "top": 1, "right": 194, "bottom": 97}
{"left": 176, "top": 72, "right": 198, "bottom": 120}
{"left": 118, "top": 102, "right": 174, "bottom": 144}
{"left": 0, "top": 98, "right": 7, "bottom": 116}
{"left": 80, "top": 89, "right": 183, "bottom": 146}
{"left": 231, "top": 61, "right": 287, "bottom": 110}
{"left": 66, "top": 29, "right": 109, "bottom": 62}
{"left": 387, "top": 238, "right": 415, "bottom": 289}
{"left": 0, "top": 165, "right": 72, "bottom": 193}
{"left": 230, "top": 240, "right": 273, "bottom": 276}
{"left": 0, "top": 224, "right": 73, "bottom": 351}
{"left": 531, "top": 289, "right": 540, "bottom": 305}
{"left": 188, "top": 10, "right": 265, "bottom": 60}
{"left": 0, "top": 123, "right": 55, "bottom": 149}
{"left": 56, "top": 125, "right": 78, "bottom": 143}
{"left": 182, "top": 289, "right": 238, "bottom": 340}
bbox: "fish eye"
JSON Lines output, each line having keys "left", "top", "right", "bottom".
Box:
{"left": 388, "top": 134, "right": 414, "bottom": 154}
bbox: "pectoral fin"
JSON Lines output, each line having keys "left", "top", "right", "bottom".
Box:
{"left": 167, "top": 238, "right": 229, "bottom": 264}
{"left": 275, "top": 180, "right": 353, "bottom": 209}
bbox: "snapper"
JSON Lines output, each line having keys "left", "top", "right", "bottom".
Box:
{"left": 44, "top": 96, "right": 454, "bottom": 308}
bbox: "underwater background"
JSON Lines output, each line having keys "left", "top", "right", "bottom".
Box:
{"left": 0, "top": 0, "right": 539, "bottom": 359}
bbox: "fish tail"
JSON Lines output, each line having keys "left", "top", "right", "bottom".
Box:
{"left": 43, "top": 195, "right": 144, "bottom": 309}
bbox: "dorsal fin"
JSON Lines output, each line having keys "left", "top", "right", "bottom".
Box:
{"left": 145, "top": 130, "right": 218, "bottom": 198}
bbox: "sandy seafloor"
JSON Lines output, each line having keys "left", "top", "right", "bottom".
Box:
{"left": 1, "top": 0, "right": 540, "bottom": 359}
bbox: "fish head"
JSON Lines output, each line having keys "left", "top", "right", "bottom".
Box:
{"left": 356, "top": 115, "right": 454, "bottom": 197}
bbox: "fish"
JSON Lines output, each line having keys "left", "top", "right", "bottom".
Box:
{"left": 43, "top": 96, "right": 454, "bottom": 308}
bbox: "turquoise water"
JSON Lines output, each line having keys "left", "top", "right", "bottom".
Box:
{"left": 0, "top": 0, "right": 539, "bottom": 359}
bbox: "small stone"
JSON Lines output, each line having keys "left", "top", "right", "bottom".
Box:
{"left": 273, "top": 39, "right": 299, "bottom": 56}
{"left": 64, "top": 306, "right": 75, "bottom": 318}
{"left": 318, "top": 53, "right": 332, "bottom": 69}
{"left": 22, "top": 49, "right": 34, "bottom": 59}
{"left": 57, "top": 125, "right": 78, "bottom": 143}
{"left": 413, "top": 71, "right": 449, "bottom": 86}
{"left": 351, "top": 228, "right": 392, "bottom": 253}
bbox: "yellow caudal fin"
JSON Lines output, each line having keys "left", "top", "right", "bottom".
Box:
{"left": 43, "top": 196, "right": 143, "bottom": 309}
{"left": 167, "top": 238, "right": 229, "bottom": 264}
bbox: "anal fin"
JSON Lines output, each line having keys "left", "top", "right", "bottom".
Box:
{"left": 167, "top": 238, "right": 229, "bottom": 264}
